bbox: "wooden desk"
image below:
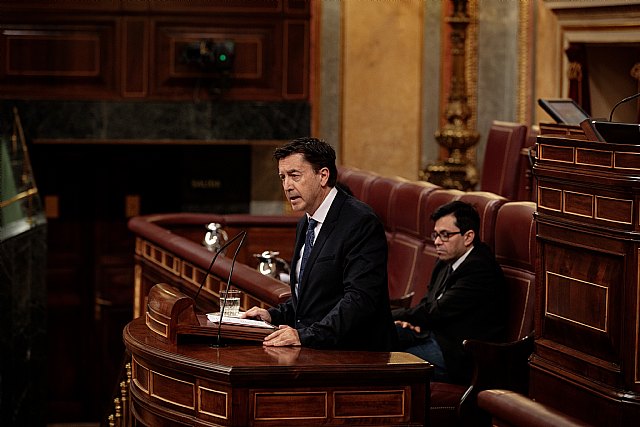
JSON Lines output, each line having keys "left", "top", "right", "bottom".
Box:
{"left": 124, "top": 316, "right": 431, "bottom": 426}
{"left": 531, "top": 130, "right": 640, "bottom": 424}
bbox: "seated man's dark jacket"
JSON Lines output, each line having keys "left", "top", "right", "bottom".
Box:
{"left": 392, "top": 242, "right": 507, "bottom": 384}
{"left": 268, "top": 189, "right": 397, "bottom": 351}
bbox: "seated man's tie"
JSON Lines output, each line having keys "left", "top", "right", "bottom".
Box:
{"left": 436, "top": 265, "right": 453, "bottom": 301}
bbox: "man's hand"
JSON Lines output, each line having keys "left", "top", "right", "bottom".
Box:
{"left": 394, "top": 320, "right": 422, "bottom": 334}
{"left": 241, "top": 306, "right": 271, "bottom": 323}
{"left": 263, "top": 325, "right": 301, "bottom": 346}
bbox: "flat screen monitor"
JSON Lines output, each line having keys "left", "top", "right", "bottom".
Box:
{"left": 538, "top": 98, "right": 590, "bottom": 126}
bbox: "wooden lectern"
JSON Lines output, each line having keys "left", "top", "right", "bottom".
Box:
{"left": 125, "top": 213, "right": 432, "bottom": 426}
{"left": 531, "top": 125, "right": 640, "bottom": 425}
{"left": 124, "top": 315, "right": 431, "bottom": 426}
{"left": 145, "top": 283, "right": 273, "bottom": 344}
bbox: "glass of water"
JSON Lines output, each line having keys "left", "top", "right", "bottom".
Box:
{"left": 220, "top": 287, "right": 241, "bottom": 317}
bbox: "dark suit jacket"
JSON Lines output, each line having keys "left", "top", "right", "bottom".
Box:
{"left": 268, "top": 189, "right": 396, "bottom": 351}
{"left": 393, "top": 242, "right": 507, "bottom": 384}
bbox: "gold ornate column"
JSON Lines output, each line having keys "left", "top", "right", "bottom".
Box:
{"left": 422, "top": 0, "right": 479, "bottom": 190}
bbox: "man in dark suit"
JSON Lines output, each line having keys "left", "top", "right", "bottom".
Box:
{"left": 393, "top": 201, "right": 507, "bottom": 384}
{"left": 243, "top": 137, "right": 396, "bottom": 351}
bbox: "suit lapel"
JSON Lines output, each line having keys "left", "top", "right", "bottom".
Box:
{"left": 431, "top": 246, "right": 479, "bottom": 300}
{"left": 431, "top": 263, "right": 451, "bottom": 300}
{"left": 297, "top": 190, "right": 346, "bottom": 300}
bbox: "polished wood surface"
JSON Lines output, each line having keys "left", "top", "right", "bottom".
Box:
{"left": 531, "top": 129, "right": 640, "bottom": 425}
{"left": 477, "top": 390, "right": 593, "bottom": 427}
{"left": 145, "top": 283, "right": 274, "bottom": 343}
{"left": 128, "top": 212, "right": 297, "bottom": 318}
{"left": 0, "top": 0, "right": 310, "bottom": 100}
{"left": 124, "top": 316, "right": 431, "bottom": 426}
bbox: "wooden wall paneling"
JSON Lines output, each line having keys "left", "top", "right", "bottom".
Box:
{"left": 147, "top": 0, "right": 283, "bottom": 14}
{"left": 0, "top": 2, "right": 310, "bottom": 101}
{"left": 0, "top": 0, "right": 119, "bottom": 13}
{"left": 151, "top": 17, "right": 283, "bottom": 100}
{"left": 0, "top": 0, "right": 300, "bottom": 14}
{"left": 0, "top": 18, "right": 120, "bottom": 98}
{"left": 92, "top": 219, "right": 136, "bottom": 412}
{"left": 284, "top": 0, "right": 310, "bottom": 15}
{"left": 122, "top": 17, "right": 149, "bottom": 97}
{"left": 121, "top": 0, "right": 150, "bottom": 13}
{"left": 45, "top": 218, "right": 96, "bottom": 420}
{"left": 283, "top": 19, "right": 309, "bottom": 99}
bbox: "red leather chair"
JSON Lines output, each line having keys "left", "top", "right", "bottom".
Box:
{"left": 480, "top": 121, "right": 528, "bottom": 200}
{"left": 516, "top": 125, "right": 539, "bottom": 201}
{"left": 386, "top": 180, "right": 439, "bottom": 307}
{"left": 412, "top": 188, "right": 465, "bottom": 306}
{"left": 456, "top": 191, "right": 507, "bottom": 252}
{"left": 493, "top": 202, "right": 536, "bottom": 344}
{"left": 337, "top": 165, "right": 378, "bottom": 201}
{"left": 429, "top": 201, "right": 537, "bottom": 427}
{"left": 362, "top": 174, "right": 406, "bottom": 229}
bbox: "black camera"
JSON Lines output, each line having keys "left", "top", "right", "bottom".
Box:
{"left": 181, "top": 40, "right": 235, "bottom": 72}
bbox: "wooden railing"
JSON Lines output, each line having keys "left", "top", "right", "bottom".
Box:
{"left": 106, "top": 359, "right": 132, "bottom": 427}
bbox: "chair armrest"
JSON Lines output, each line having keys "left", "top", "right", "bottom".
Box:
{"left": 477, "top": 389, "right": 593, "bottom": 427}
{"left": 464, "top": 334, "right": 534, "bottom": 395}
{"left": 390, "top": 292, "right": 415, "bottom": 310}
{"left": 457, "top": 335, "right": 535, "bottom": 426}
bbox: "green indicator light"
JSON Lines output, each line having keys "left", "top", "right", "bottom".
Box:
{"left": 219, "top": 54, "right": 227, "bottom": 62}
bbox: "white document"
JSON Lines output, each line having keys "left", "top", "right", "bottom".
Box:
{"left": 206, "top": 313, "right": 276, "bottom": 330}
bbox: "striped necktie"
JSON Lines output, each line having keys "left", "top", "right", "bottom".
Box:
{"left": 297, "top": 218, "right": 318, "bottom": 295}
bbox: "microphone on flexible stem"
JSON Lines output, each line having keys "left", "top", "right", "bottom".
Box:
{"left": 193, "top": 230, "right": 247, "bottom": 308}
{"left": 214, "top": 230, "right": 247, "bottom": 348}
{"left": 609, "top": 92, "right": 640, "bottom": 122}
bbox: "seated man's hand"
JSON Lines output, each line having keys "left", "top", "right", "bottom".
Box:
{"left": 394, "top": 320, "right": 422, "bottom": 334}
{"left": 241, "top": 306, "right": 271, "bottom": 323}
{"left": 263, "top": 325, "right": 301, "bottom": 347}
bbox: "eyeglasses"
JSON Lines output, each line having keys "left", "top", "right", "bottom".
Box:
{"left": 431, "top": 230, "right": 462, "bottom": 242}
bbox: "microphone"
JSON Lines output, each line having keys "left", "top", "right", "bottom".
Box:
{"left": 215, "top": 230, "right": 247, "bottom": 347}
{"left": 609, "top": 92, "right": 640, "bottom": 122}
{"left": 193, "top": 230, "right": 247, "bottom": 307}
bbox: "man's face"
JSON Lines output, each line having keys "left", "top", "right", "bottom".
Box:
{"left": 278, "top": 153, "right": 329, "bottom": 215}
{"left": 433, "top": 213, "right": 474, "bottom": 262}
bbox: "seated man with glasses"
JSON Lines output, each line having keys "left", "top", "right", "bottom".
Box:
{"left": 392, "top": 200, "right": 507, "bottom": 384}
